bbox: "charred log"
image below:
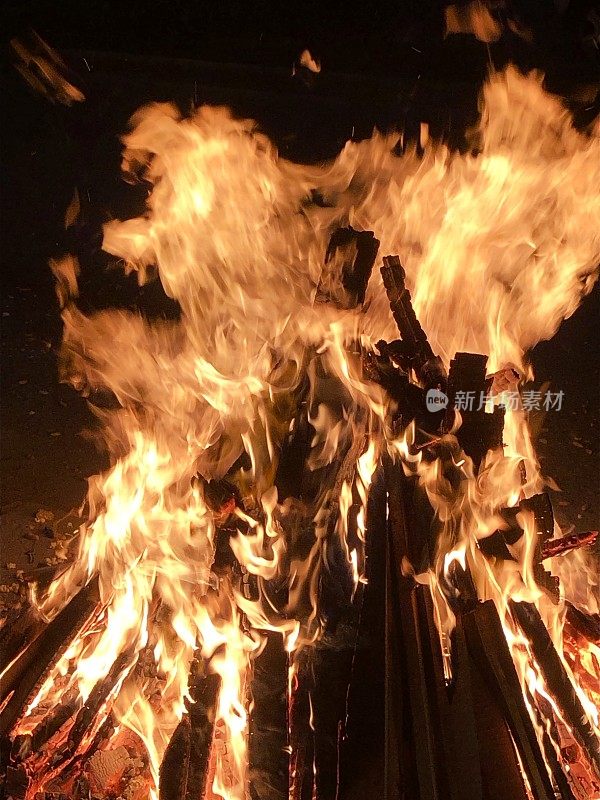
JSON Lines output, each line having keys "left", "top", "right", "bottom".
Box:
{"left": 510, "top": 600, "right": 600, "bottom": 780}
{"left": 565, "top": 601, "right": 600, "bottom": 645}
{"left": 10, "top": 686, "right": 83, "bottom": 765}
{"left": 325, "top": 227, "right": 379, "bottom": 307}
{"left": 462, "top": 600, "right": 555, "bottom": 800}
{"left": 338, "top": 467, "right": 386, "bottom": 800}
{"left": 312, "top": 630, "right": 355, "bottom": 800}
{"left": 478, "top": 493, "right": 561, "bottom": 603}
{"left": 0, "top": 578, "right": 100, "bottom": 740}
{"left": 384, "top": 456, "right": 452, "bottom": 800}
{"left": 289, "top": 649, "right": 314, "bottom": 800}
{"left": 542, "top": 530, "right": 598, "bottom": 560}
{"left": 159, "top": 663, "right": 220, "bottom": 800}
{"left": 455, "top": 612, "right": 530, "bottom": 800}
{"left": 445, "top": 352, "right": 504, "bottom": 470}
{"left": 380, "top": 256, "right": 446, "bottom": 390}
{"left": 248, "top": 632, "right": 289, "bottom": 800}
{"left": 0, "top": 607, "right": 45, "bottom": 680}
{"left": 529, "top": 691, "right": 577, "bottom": 800}
{"left": 48, "top": 648, "right": 135, "bottom": 772}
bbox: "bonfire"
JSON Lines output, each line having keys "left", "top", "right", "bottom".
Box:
{"left": 1, "top": 65, "right": 599, "bottom": 800}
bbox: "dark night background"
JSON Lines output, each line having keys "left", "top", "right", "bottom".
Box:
{"left": 0, "top": 1, "right": 598, "bottom": 577}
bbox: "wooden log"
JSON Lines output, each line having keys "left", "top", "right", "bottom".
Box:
{"left": 337, "top": 473, "right": 386, "bottom": 799}
{"left": 159, "top": 715, "right": 191, "bottom": 800}
{"left": 248, "top": 632, "right": 289, "bottom": 800}
{"left": 541, "top": 530, "right": 598, "bottom": 560}
{"left": 380, "top": 256, "right": 446, "bottom": 390}
{"left": 0, "top": 606, "right": 45, "bottom": 680}
{"left": 445, "top": 352, "right": 504, "bottom": 470}
{"left": 457, "top": 612, "right": 529, "bottom": 800}
{"left": 41, "top": 648, "right": 134, "bottom": 781}
{"left": 48, "top": 712, "right": 118, "bottom": 793}
{"left": 462, "top": 600, "right": 555, "bottom": 800}
{"left": 186, "top": 669, "right": 221, "bottom": 800}
{"left": 384, "top": 456, "right": 451, "bottom": 800}
{"left": 529, "top": 692, "right": 577, "bottom": 800}
{"left": 33, "top": 687, "right": 83, "bottom": 756}
{"left": 11, "top": 686, "right": 83, "bottom": 764}
{"left": 311, "top": 631, "right": 355, "bottom": 800}
{"left": 158, "top": 664, "right": 220, "bottom": 800}
{"left": 564, "top": 601, "right": 600, "bottom": 645}
{"left": 289, "top": 650, "right": 314, "bottom": 800}
{"left": 325, "top": 227, "right": 379, "bottom": 307}
{"left": 0, "top": 578, "right": 100, "bottom": 739}
{"left": 510, "top": 600, "right": 600, "bottom": 780}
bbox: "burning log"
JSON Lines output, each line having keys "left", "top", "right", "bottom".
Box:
{"left": 10, "top": 686, "right": 83, "bottom": 764}
{"left": 289, "top": 648, "right": 314, "bottom": 800}
{"left": 510, "top": 600, "right": 600, "bottom": 780}
{"left": 325, "top": 227, "right": 379, "bottom": 307}
{"left": 0, "top": 578, "right": 100, "bottom": 739}
{"left": 248, "top": 631, "right": 289, "bottom": 800}
{"left": 311, "top": 632, "right": 355, "bottom": 800}
{"left": 451, "top": 615, "right": 527, "bottom": 800}
{"left": 159, "top": 715, "right": 192, "bottom": 800}
{"left": 383, "top": 456, "right": 451, "bottom": 800}
{"left": 445, "top": 352, "right": 505, "bottom": 470}
{"left": 480, "top": 524, "right": 597, "bottom": 564}
{"left": 565, "top": 601, "right": 600, "bottom": 645}
{"left": 0, "top": 606, "right": 45, "bottom": 679}
{"left": 380, "top": 255, "right": 446, "bottom": 390}
{"left": 521, "top": 494, "right": 561, "bottom": 603}
{"left": 541, "top": 530, "right": 598, "bottom": 560}
{"left": 159, "top": 659, "right": 220, "bottom": 800}
{"left": 478, "top": 493, "right": 561, "bottom": 602}
{"left": 288, "top": 628, "right": 358, "bottom": 800}
{"left": 31, "top": 713, "right": 121, "bottom": 800}
{"left": 528, "top": 691, "right": 577, "bottom": 800}
{"left": 462, "top": 600, "right": 555, "bottom": 800}
{"left": 336, "top": 469, "right": 386, "bottom": 800}
{"left": 48, "top": 648, "right": 135, "bottom": 772}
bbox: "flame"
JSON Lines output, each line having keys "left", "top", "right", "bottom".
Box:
{"left": 20, "top": 64, "right": 600, "bottom": 798}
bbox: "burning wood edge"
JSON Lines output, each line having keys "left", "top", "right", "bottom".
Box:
{"left": 565, "top": 602, "right": 600, "bottom": 646}
{"left": 510, "top": 600, "right": 600, "bottom": 781}
{"left": 51, "top": 648, "right": 136, "bottom": 773}
{"left": 527, "top": 690, "right": 578, "bottom": 800}
{"left": 541, "top": 530, "right": 598, "bottom": 561}
{"left": 462, "top": 601, "right": 557, "bottom": 800}
{"left": 158, "top": 656, "right": 220, "bottom": 800}
{"left": 3, "top": 650, "right": 135, "bottom": 798}
{"left": 0, "top": 608, "right": 47, "bottom": 682}
{"left": 380, "top": 255, "right": 446, "bottom": 389}
{"left": 0, "top": 578, "right": 101, "bottom": 739}
{"left": 10, "top": 686, "right": 83, "bottom": 765}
